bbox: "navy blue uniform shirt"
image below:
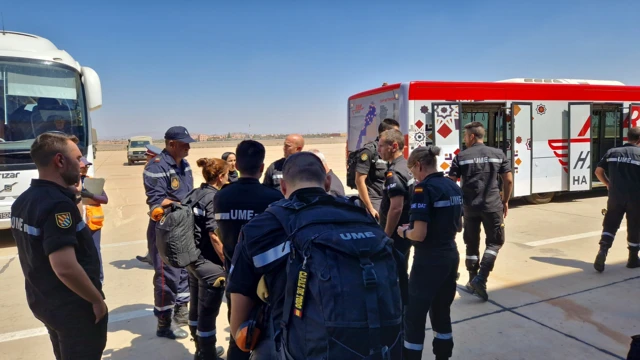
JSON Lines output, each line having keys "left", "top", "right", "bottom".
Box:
{"left": 143, "top": 149, "right": 194, "bottom": 210}
{"left": 409, "top": 172, "right": 463, "bottom": 255}
{"left": 597, "top": 143, "right": 640, "bottom": 202}
{"left": 11, "top": 179, "right": 103, "bottom": 311}
{"left": 449, "top": 143, "right": 510, "bottom": 213}
{"left": 213, "top": 177, "right": 284, "bottom": 266}
{"left": 189, "top": 183, "right": 223, "bottom": 265}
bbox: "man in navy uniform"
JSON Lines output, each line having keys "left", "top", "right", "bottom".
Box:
{"left": 137, "top": 143, "right": 163, "bottom": 265}
{"left": 143, "top": 126, "right": 194, "bottom": 339}
{"left": 11, "top": 132, "right": 108, "bottom": 359}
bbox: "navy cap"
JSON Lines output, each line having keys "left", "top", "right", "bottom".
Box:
{"left": 145, "top": 144, "right": 162, "bottom": 156}
{"left": 164, "top": 126, "right": 195, "bottom": 143}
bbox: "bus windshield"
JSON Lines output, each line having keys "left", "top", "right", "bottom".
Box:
{"left": 0, "top": 58, "right": 88, "bottom": 168}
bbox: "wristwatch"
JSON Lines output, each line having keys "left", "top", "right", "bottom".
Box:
{"left": 403, "top": 228, "right": 408, "bottom": 239}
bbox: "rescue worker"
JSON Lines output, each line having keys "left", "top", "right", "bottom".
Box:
{"left": 309, "top": 149, "right": 345, "bottom": 197}
{"left": 593, "top": 126, "right": 640, "bottom": 272}
{"left": 226, "top": 152, "right": 333, "bottom": 359}
{"left": 11, "top": 132, "right": 108, "bottom": 359}
{"left": 79, "top": 157, "right": 109, "bottom": 283}
{"left": 354, "top": 118, "right": 400, "bottom": 221}
{"left": 143, "top": 126, "right": 195, "bottom": 339}
{"left": 262, "top": 134, "right": 304, "bottom": 192}
{"left": 137, "top": 144, "right": 162, "bottom": 265}
{"left": 378, "top": 129, "right": 414, "bottom": 270}
{"left": 213, "top": 140, "right": 283, "bottom": 359}
{"left": 397, "top": 145, "right": 462, "bottom": 360}
{"left": 448, "top": 121, "right": 513, "bottom": 301}
{"left": 186, "top": 158, "right": 229, "bottom": 359}
{"left": 222, "top": 152, "right": 240, "bottom": 183}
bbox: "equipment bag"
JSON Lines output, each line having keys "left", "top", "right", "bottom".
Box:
{"left": 346, "top": 141, "right": 379, "bottom": 190}
{"left": 85, "top": 205, "right": 104, "bottom": 231}
{"left": 155, "top": 190, "right": 207, "bottom": 268}
{"left": 266, "top": 195, "right": 408, "bottom": 360}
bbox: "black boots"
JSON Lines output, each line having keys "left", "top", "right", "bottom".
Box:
{"left": 197, "top": 336, "right": 225, "bottom": 360}
{"left": 173, "top": 303, "right": 189, "bottom": 327}
{"left": 594, "top": 247, "right": 608, "bottom": 273}
{"left": 464, "top": 271, "right": 477, "bottom": 293}
{"left": 627, "top": 334, "right": 640, "bottom": 360}
{"left": 627, "top": 248, "right": 639, "bottom": 269}
{"left": 157, "top": 313, "right": 188, "bottom": 339}
{"left": 469, "top": 269, "right": 489, "bottom": 301}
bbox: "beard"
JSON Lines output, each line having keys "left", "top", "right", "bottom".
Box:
{"left": 61, "top": 163, "right": 80, "bottom": 186}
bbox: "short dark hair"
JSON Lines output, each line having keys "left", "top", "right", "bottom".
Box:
{"left": 282, "top": 152, "right": 326, "bottom": 186}
{"left": 380, "top": 129, "right": 405, "bottom": 150}
{"left": 378, "top": 118, "right": 400, "bottom": 134}
{"left": 30, "top": 132, "right": 79, "bottom": 168}
{"left": 629, "top": 127, "right": 640, "bottom": 142}
{"left": 464, "top": 121, "right": 485, "bottom": 140}
{"left": 221, "top": 152, "right": 235, "bottom": 161}
{"left": 236, "top": 140, "right": 265, "bottom": 175}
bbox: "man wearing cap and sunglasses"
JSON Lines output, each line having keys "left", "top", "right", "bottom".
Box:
{"left": 143, "top": 126, "right": 195, "bottom": 340}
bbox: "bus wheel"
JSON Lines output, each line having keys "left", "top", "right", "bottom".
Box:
{"left": 525, "top": 192, "right": 555, "bottom": 205}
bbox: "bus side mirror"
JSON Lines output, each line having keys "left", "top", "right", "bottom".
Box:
{"left": 81, "top": 66, "right": 102, "bottom": 112}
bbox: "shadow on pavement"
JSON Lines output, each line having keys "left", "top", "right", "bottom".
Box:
{"left": 0, "top": 229, "right": 16, "bottom": 249}
{"left": 529, "top": 256, "right": 595, "bottom": 271}
{"left": 103, "top": 303, "right": 194, "bottom": 360}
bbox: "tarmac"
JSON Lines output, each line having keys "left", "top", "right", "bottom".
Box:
{"left": 0, "top": 141, "right": 637, "bottom": 359}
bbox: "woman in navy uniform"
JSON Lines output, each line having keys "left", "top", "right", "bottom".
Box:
{"left": 397, "top": 146, "right": 462, "bottom": 360}
{"left": 185, "top": 158, "right": 229, "bottom": 359}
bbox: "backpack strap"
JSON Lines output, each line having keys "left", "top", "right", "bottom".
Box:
{"left": 360, "top": 253, "right": 384, "bottom": 355}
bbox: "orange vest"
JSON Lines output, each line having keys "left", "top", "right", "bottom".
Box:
{"left": 83, "top": 176, "right": 105, "bottom": 231}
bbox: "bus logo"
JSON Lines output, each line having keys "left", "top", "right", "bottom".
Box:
{"left": 548, "top": 116, "right": 591, "bottom": 173}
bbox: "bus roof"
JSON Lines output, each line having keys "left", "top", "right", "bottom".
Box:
{"left": 0, "top": 31, "right": 81, "bottom": 71}
{"left": 349, "top": 80, "right": 640, "bottom": 102}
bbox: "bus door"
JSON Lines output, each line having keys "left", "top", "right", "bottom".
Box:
{"left": 510, "top": 103, "right": 533, "bottom": 197}
{"left": 591, "top": 104, "right": 625, "bottom": 185}
{"left": 568, "top": 103, "right": 593, "bottom": 191}
{"left": 624, "top": 103, "right": 640, "bottom": 141}
{"left": 431, "top": 102, "right": 462, "bottom": 178}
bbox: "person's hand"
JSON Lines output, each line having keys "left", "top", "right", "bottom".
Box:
{"left": 80, "top": 189, "right": 94, "bottom": 199}
{"left": 92, "top": 300, "right": 107, "bottom": 324}
{"left": 369, "top": 208, "right": 379, "bottom": 222}
{"left": 397, "top": 224, "right": 409, "bottom": 238}
{"left": 503, "top": 201, "right": 509, "bottom": 218}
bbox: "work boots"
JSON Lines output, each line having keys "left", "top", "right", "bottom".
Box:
{"left": 627, "top": 334, "right": 640, "bottom": 360}
{"left": 157, "top": 313, "right": 188, "bottom": 340}
{"left": 173, "top": 304, "right": 189, "bottom": 327}
{"left": 594, "top": 247, "right": 608, "bottom": 273}
{"left": 469, "top": 270, "right": 489, "bottom": 301}
{"left": 197, "top": 336, "right": 225, "bottom": 360}
{"left": 465, "top": 271, "right": 477, "bottom": 293}
{"left": 627, "top": 248, "right": 640, "bottom": 269}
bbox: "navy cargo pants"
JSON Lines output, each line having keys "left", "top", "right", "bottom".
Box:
{"left": 147, "top": 219, "right": 190, "bottom": 317}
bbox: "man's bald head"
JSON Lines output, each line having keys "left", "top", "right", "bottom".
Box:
{"left": 280, "top": 152, "right": 329, "bottom": 198}
{"left": 283, "top": 134, "right": 305, "bottom": 158}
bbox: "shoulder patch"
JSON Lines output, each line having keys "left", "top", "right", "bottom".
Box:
{"left": 55, "top": 212, "right": 73, "bottom": 228}
{"left": 360, "top": 153, "right": 368, "bottom": 161}
{"left": 386, "top": 171, "right": 393, "bottom": 178}
{"left": 414, "top": 187, "right": 423, "bottom": 194}
{"left": 154, "top": 157, "right": 161, "bottom": 162}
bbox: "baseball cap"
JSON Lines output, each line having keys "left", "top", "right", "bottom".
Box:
{"left": 164, "top": 126, "right": 195, "bottom": 143}
{"left": 80, "top": 157, "right": 92, "bottom": 166}
{"left": 145, "top": 144, "right": 162, "bottom": 156}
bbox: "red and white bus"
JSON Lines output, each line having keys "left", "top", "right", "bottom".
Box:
{"left": 347, "top": 79, "right": 640, "bottom": 204}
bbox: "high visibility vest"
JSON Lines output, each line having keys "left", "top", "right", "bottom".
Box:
{"left": 82, "top": 176, "right": 105, "bottom": 231}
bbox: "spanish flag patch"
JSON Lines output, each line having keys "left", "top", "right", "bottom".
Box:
{"left": 414, "top": 187, "right": 423, "bottom": 194}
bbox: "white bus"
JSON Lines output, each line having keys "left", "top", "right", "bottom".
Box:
{"left": 0, "top": 31, "right": 102, "bottom": 229}
{"left": 347, "top": 79, "right": 640, "bottom": 204}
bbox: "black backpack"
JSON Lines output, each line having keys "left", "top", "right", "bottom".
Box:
{"left": 266, "top": 195, "right": 408, "bottom": 360}
{"left": 346, "top": 141, "right": 378, "bottom": 190}
{"left": 155, "top": 190, "right": 207, "bottom": 268}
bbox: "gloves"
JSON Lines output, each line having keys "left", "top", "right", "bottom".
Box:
{"left": 213, "top": 276, "right": 226, "bottom": 288}
{"left": 150, "top": 207, "right": 164, "bottom": 221}
{"left": 80, "top": 189, "right": 94, "bottom": 198}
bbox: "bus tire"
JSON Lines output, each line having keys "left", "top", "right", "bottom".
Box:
{"left": 525, "top": 192, "right": 555, "bottom": 205}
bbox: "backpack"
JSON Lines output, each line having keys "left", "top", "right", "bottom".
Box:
{"left": 266, "top": 195, "right": 408, "bottom": 360}
{"left": 155, "top": 190, "right": 207, "bottom": 268}
{"left": 346, "top": 141, "right": 379, "bottom": 190}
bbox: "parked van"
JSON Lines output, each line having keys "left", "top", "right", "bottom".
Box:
{"left": 127, "top": 136, "right": 153, "bottom": 165}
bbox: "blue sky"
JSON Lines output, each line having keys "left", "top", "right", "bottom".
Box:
{"left": 5, "top": 0, "right": 640, "bottom": 138}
